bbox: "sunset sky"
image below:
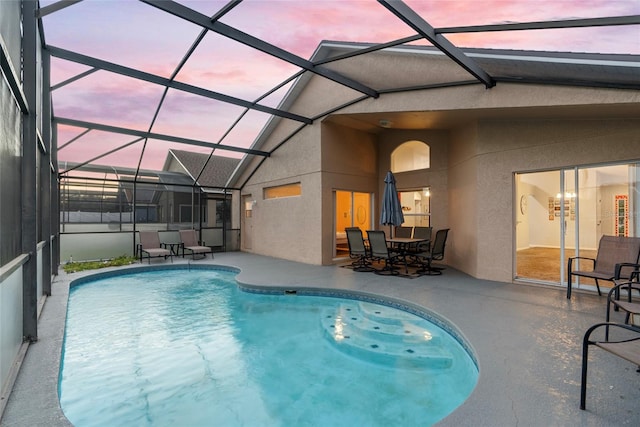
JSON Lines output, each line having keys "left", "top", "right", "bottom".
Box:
{"left": 39, "top": 0, "right": 640, "bottom": 172}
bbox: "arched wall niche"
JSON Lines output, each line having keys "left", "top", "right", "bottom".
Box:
{"left": 391, "top": 140, "right": 430, "bottom": 173}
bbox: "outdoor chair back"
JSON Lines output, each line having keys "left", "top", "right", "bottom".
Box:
{"left": 367, "top": 230, "right": 400, "bottom": 275}
{"left": 138, "top": 231, "right": 172, "bottom": 263}
{"left": 345, "top": 227, "right": 373, "bottom": 272}
{"left": 140, "top": 230, "right": 162, "bottom": 249}
{"left": 567, "top": 235, "right": 640, "bottom": 298}
{"left": 394, "top": 226, "right": 413, "bottom": 238}
{"left": 416, "top": 228, "right": 449, "bottom": 275}
{"left": 179, "top": 229, "right": 213, "bottom": 259}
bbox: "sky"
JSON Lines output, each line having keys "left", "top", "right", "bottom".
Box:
{"left": 39, "top": 0, "right": 640, "bottom": 174}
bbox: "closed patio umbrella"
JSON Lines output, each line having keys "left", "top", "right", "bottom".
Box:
{"left": 381, "top": 171, "right": 404, "bottom": 235}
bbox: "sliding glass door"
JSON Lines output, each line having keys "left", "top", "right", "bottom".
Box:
{"left": 334, "top": 191, "right": 372, "bottom": 258}
{"left": 515, "top": 163, "right": 639, "bottom": 293}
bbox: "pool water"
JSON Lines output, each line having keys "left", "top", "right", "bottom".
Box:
{"left": 60, "top": 269, "right": 478, "bottom": 427}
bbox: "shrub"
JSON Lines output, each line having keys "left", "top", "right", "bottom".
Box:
{"left": 63, "top": 255, "right": 137, "bottom": 273}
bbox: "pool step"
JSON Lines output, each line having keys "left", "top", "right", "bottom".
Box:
{"left": 320, "top": 302, "right": 453, "bottom": 370}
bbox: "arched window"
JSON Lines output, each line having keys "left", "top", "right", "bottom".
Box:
{"left": 391, "top": 140, "right": 430, "bottom": 173}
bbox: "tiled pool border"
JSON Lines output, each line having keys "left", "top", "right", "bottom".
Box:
{"left": 69, "top": 264, "right": 478, "bottom": 370}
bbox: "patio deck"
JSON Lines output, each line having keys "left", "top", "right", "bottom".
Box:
{"left": 1, "top": 252, "right": 638, "bottom": 426}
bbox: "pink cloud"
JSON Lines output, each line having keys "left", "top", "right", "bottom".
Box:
{"left": 44, "top": 0, "right": 640, "bottom": 171}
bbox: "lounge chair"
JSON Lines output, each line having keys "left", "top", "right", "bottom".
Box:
{"left": 415, "top": 228, "right": 449, "bottom": 275}
{"left": 138, "top": 231, "right": 172, "bottom": 264}
{"left": 179, "top": 229, "right": 213, "bottom": 259}
{"left": 567, "top": 235, "right": 640, "bottom": 299}
{"left": 580, "top": 322, "right": 640, "bottom": 410}
{"left": 345, "top": 227, "right": 374, "bottom": 272}
{"left": 366, "top": 230, "right": 402, "bottom": 275}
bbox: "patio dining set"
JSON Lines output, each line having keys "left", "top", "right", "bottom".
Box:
{"left": 345, "top": 226, "right": 449, "bottom": 277}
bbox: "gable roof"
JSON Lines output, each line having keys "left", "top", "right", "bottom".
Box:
{"left": 165, "top": 150, "right": 240, "bottom": 190}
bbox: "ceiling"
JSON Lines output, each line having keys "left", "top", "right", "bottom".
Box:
{"left": 325, "top": 103, "right": 640, "bottom": 133}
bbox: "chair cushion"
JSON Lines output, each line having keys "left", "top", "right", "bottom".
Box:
{"left": 185, "top": 245, "right": 211, "bottom": 254}
{"left": 143, "top": 248, "right": 170, "bottom": 257}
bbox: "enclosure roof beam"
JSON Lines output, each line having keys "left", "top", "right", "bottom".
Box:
{"left": 46, "top": 45, "right": 312, "bottom": 124}
{"left": 54, "top": 117, "right": 271, "bottom": 157}
{"left": 378, "top": 0, "right": 495, "bottom": 88}
{"left": 140, "top": 0, "right": 379, "bottom": 98}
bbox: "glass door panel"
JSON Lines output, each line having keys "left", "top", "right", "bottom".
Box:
{"left": 515, "top": 170, "right": 563, "bottom": 283}
{"left": 516, "top": 163, "right": 639, "bottom": 292}
{"left": 571, "top": 164, "right": 639, "bottom": 294}
{"left": 334, "top": 191, "right": 371, "bottom": 258}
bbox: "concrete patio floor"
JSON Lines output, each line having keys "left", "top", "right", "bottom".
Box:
{"left": 1, "top": 252, "right": 639, "bottom": 426}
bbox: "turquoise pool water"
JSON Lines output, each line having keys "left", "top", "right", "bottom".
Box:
{"left": 60, "top": 268, "right": 478, "bottom": 426}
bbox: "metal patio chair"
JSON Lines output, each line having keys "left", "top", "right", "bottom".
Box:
{"left": 345, "top": 227, "right": 374, "bottom": 272}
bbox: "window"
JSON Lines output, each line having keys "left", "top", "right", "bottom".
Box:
{"left": 391, "top": 141, "right": 429, "bottom": 173}
{"left": 398, "top": 188, "right": 430, "bottom": 227}
{"left": 264, "top": 182, "right": 301, "bottom": 199}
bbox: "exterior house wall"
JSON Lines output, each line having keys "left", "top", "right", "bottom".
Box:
{"left": 376, "top": 129, "right": 450, "bottom": 230}
{"left": 239, "top": 50, "right": 640, "bottom": 282}
{"left": 448, "top": 124, "right": 480, "bottom": 278}
{"left": 471, "top": 117, "right": 640, "bottom": 282}
{"left": 320, "top": 121, "right": 378, "bottom": 264}
{"left": 242, "top": 124, "right": 324, "bottom": 264}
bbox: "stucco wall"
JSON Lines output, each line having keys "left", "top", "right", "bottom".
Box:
{"left": 242, "top": 124, "right": 324, "bottom": 264}
{"left": 238, "top": 48, "right": 640, "bottom": 281}
{"left": 320, "top": 122, "right": 378, "bottom": 264}
{"left": 377, "top": 129, "right": 450, "bottom": 228}
{"left": 448, "top": 124, "right": 480, "bottom": 278}
{"left": 471, "top": 117, "right": 640, "bottom": 281}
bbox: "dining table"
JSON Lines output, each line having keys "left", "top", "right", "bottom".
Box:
{"left": 386, "top": 237, "right": 429, "bottom": 274}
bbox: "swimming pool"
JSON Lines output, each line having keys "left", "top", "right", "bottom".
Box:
{"left": 60, "top": 266, "right": 478, "bottom": 426}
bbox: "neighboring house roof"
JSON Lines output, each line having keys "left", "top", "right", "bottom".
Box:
{"left": 164, "top": 149, "right": 241, "bottom": 190}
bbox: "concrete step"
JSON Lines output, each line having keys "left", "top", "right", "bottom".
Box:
{"left": 320, "top": 301, "right": 453, "bottom": 370}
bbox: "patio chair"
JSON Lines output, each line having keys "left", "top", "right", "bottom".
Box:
{"left": 407, "top": 226, "right": 433, "bottom": 254}
{"left": 580, "top": 322, "right": 640, "bottom": 410}
{"left": 415, "top": 228, "right": 449, "bottom": 275}
{"left": 345, "top": 227, "right": 374, "bottom": 272}
{"left": 606, "top": 279, "right": 640, "bottom": 335}
{"left": 567, "top": 235, "right": 640, "bottom": 299}
{"left": 412, "top": 226, "right": 432, "bottom": 243}
{"left": 179, "top": 229, "right": 213, "bottom": 259}
{"left": 138, "top": 231, "right": 172, "bottom": 264}
{"left": 394, "top": 226, "right": 413, "bottom": 238}
{"left": 366, "top": 230, "right": 402, "bottom": 275}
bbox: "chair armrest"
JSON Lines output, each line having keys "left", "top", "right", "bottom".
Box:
{"left": 608, "top": 281, "right": 640, "bottom": 303}
{"left": 568, "top": 256, "right": 595, "bottom": 272}
{"left": 614, "top": 263, "right": 640, "bottom": 279}
{"left": 584, "top": 322, "right": 640, "bottom": 344}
